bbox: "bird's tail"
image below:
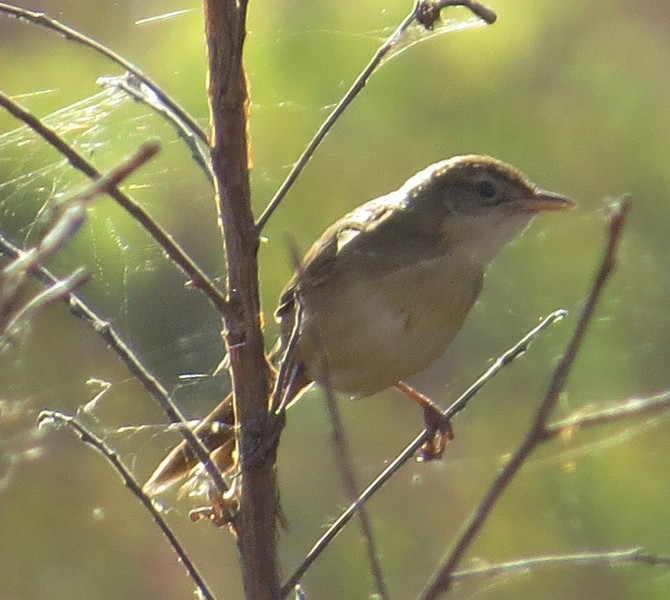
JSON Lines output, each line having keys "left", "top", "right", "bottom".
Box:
{"left": 142, "top": 392, "right": 237, "bottom": 496}
{"left": 143, "top": 356, "right": 311, "bottom": 496}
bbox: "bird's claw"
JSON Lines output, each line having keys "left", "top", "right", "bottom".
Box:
{"left": 418, "top": 406, "right": 454, "bottom": 461}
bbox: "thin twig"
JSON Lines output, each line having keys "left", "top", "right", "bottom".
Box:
{"left": 36, "top": 410, "right": 216, "bottom": 600}
{"left": 544, "top": 389, "right": 670, "bottom": 439}
{"left": 0, "top": 2, "right": 207, "bottom": 144}
{"left": 0, "top": 91, "right": 230, "bottom": 319}
{"left": 285, "top": 239, "right": 389, "bottom": 597}
{"left": 1, "top": 144, "right": 158, "bottom": 344}
{"left": 0, "top": 268, "right": 88, "bottom": 349}
{"left": 437, "top": 309, "right": 568, "bottom": 425}
{"left": 255, "top": 0, "right": 497, "bottom": 231}
{"left": 1, "top": 205, "right": 87, "bottom": 314}
{"left": 0, "top": 232, "right": 232, "bottom": 509}
{"left": 98, "top": 74, "right": 214, "bottom": 184}
{"left": 271, "top": 303, "right": 303, "bottom": 414}
{"left": 450, "top": 547, "right": 670, "bottom": 583}
{"left": 322, "top": 359, "right": 390, "bottom": 600}
{"left": 3, "top": 142, "right": 158, "bottom": 283}
{"left": 419, "top": 199, "right": 630, "bottom": 600}
{"left": 271, "top": 235, "right": 305, "bottom": 415}
{"left": 74, "top": 141, "right": 161, "bottom": 202}
{"left": 281, "top": 309, "right": 564, "bottom": 596}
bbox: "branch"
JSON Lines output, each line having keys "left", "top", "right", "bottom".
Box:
{"left": 281, "top": 309, "right": 565, "bottom": 596}
{"left": 3, "top": 142, "right": 158, "bottom": 281}
{"left": 37, "top": 410, "right": 216, "bottom": 600}
{"left": 419, "top": 199, "right": 630, "bottom": 600}
{"left": 450, "top": 547, "right": 670, "bottom": 583}
{"left": 322, "top": 365, "right": 390, "bottom": 600}
{"left": 0, "top": 2, "right": 207, "bottom": 144}
{"left": 202, "top": 1, "right": 281, "bottom": 598}
{"left": 1, "top": 269, "right": 88, "bottom": 349}
{"left": 98, "top": 73, "right": 214, "bottom": 184}
{"left": 255, "top": 0, "right": 497, "bottom": 231}
{"left": 0, "top": 232, "right": 232, "bottom": 509}
{"left": 0, "top": 90, "right": 230, "bottom": 319}
{"left": 544, "top": 389, "right": 670, "bottom": 438}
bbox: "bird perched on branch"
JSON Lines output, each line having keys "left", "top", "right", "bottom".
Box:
{"left": 144, "top": 154, "right": 574, "bottom": 496}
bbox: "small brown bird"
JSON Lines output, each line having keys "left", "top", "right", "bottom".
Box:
{"left": 144, "top": 154, "right": 574, "bottom": 495}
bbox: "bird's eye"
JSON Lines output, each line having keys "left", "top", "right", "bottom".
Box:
{"left": 475, "top": 180, "right": 497, "bottom": 199}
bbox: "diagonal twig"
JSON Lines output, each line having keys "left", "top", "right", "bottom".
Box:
{"left": 281, "top": 308, "right": 565, "bottom": 596}
{"left": 450, "top": 547, "right": 670, "bottom": 583}
{"left": 37, "top": 410, "right": 216, "bottom": 600}
{"left": 321, "top": 352, "right": 390, "bottom": 600}
{"left": 284, "top": 238, "right": 388, "bottom": 597}
{"left": 0, "top": 2, "right": 207, "bottom": 145}
{"left": 0, "top": 269, "right": 89, "bottom": 350}
{"left": 419, "top": 199, "right": 630, "bottom": 600}
{"left": 325, "top": 396, "right": 391, "bottom": 599}
{"left": 98, "top": 73, "right": 214, "bottom": 184}
{"left": 3, "top": 142, "right": 159, "bottom": 283}
{"left": 256, "top": 0, "right": 497, "bottom": 231}
{"left": 544, "top": 389, "right": 670, "bottom": 438}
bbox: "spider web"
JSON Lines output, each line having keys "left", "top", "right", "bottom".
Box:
{"left": 1, "top": 6, "right": 669, "bottom": 600}
{"left": 0, "top": 2, "right": 667, "bottom": 503}
{"left": 0, "top": 84, "right": 228, "bottom": 454}
{"left": 0, "top": 10, "right": 493, "bottom": 421}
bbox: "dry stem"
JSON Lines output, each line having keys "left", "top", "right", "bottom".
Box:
{"left": 203, "top": 1, "right": 281, "bottom": 597}
{"left": 419, "top": 199, "right": 630, "bottom": 600}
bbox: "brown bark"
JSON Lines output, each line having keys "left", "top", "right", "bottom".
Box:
{"left": 203, "top": 1, "right": 281, "bottom": 598}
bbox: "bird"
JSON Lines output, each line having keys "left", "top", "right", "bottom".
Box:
{"left": 143, "top": 154, "right": 574, "bottom": 496}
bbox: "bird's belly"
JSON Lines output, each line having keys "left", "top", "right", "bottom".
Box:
{"left": 297, "top": 258, "right": 480, "bottom": 396}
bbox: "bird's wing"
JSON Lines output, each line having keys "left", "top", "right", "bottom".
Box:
{"left": 275, "top": 193, "right": 401, "bottom": 320}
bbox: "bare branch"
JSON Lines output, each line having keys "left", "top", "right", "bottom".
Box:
{"left": 281, "top": 309, "right": 564, "bottom": 596}
{"left": 0, "top": 91, "right": 229, "bottom": 319}
{"left": 255, "top": 0, "right": 497, "bottom": 231}
{"left": 0, "top": 269, "right": 88, "bottom": 352}
{"left": 203, "top": 0, "right": 280, "bottom": 597}
{"left": 98, "top": 74, "right": 214, "bottom": 184}
{"left": 0, "top": 2, "right": 207, "bottom": 144}
{"left": 37, "top": 410, "right": 216, "bottom": 600}
{"left": 321, "top": 359, "right": 390, "bottom": 600}
{"left": 3, "top": 142, "right": 158, "bottom": 281}
{"left": 419, "top": 199, "right": 630, "bottom": 600}
{"left": 0, "top": 232, "right": 232, "bottom": 508}
{"left": 450, "top": 547, "right": 670, "bottom": 583}
{"left": 544, "top": 389, "right": 670, "bottom": 440}
{"left": 0, "top": 268, "right": 88, "bottom": 349}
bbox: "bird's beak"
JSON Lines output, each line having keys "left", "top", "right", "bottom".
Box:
{"left": 513, "top": 189, "right": 576, "bottom": 213}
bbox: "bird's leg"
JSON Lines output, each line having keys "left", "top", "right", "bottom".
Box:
{"left": 394, "top": 381, "right": 454, "bottom": 460}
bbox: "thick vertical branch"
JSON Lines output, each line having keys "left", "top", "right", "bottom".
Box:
{"left": 202, "top": 1, "right": 280, "bottom": 599}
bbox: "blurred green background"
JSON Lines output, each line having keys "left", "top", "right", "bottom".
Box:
{"left": 1, "top": 1, "right": 669, "bottom": 599}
